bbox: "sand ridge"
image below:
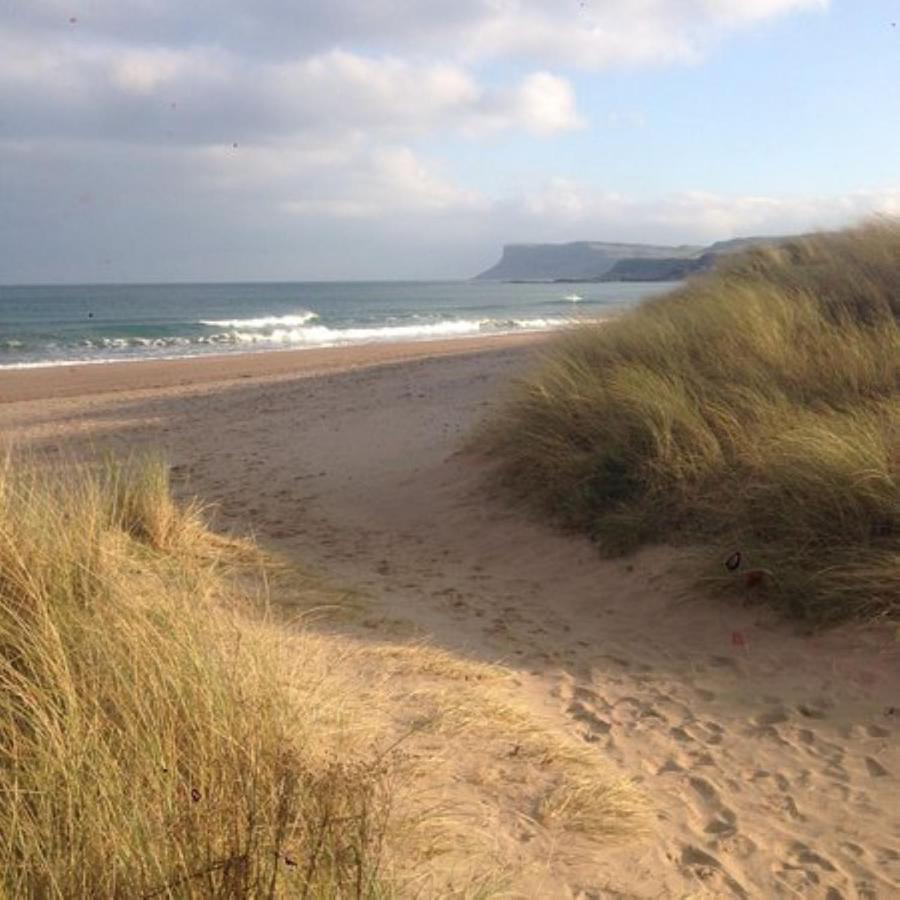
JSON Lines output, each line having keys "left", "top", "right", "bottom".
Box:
{"left": 1, "top": 339, "right": 898, "bottom": 897}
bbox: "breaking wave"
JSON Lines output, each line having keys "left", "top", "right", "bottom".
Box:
{"left": 203, "top": 317, "right": 563, "bottom": 347}
{"left": 0, "top": 316, "right": 571, "bottom": 369}
{"left": 198, "top": 311, "right": 319, "bottom": 328}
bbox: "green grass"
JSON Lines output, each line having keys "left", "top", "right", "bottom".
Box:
{"left": 0, "top": 455, "right": 393, "bottom": 898}
{"left": 480, "top": 220, "right": 899, "bottom": 623}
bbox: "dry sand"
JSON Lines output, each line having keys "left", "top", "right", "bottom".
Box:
{"left": 1, "top": 337, "right": 898, "bottom": 898}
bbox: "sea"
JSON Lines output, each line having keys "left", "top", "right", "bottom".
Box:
{"left": 0, "top": 280, "right": 676, "bottom": 370}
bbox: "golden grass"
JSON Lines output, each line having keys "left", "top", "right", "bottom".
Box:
{"left": 0, "top": 454, "right": 647, "bottom": 897}
{"left": 0, "top": 454, "right": 396, "bottom": 897}
{"left": 480, "top": 220, "right": 900, "bottom": 622}
{"left": 337, "top": 641, "right": 650, "bottom": 893}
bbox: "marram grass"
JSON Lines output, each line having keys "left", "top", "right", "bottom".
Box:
{"left": 0, "top": 455, "right": 649, "bottom": 897}
{"left": 481, "top": 220, "right": 899, "bottom": 622}
{"left": 0, "top": 455, "right": 392, "bottom": 898}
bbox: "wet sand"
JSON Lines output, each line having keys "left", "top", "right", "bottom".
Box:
{"left": 0, "top": 332, "right": 545, "bottom": 403}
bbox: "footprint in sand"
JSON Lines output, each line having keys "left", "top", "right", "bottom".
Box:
{"left": 689, "top": 775, "right": 720, "bottom": 805}
{"left": 865, "top": 724, "right": 890, "bottom": 738}
{"left": 694, "top": 687, "right": 716, "bottom": 701}
{"left": 679, "top": 845, "right": 748, "bottom": 897}
{"left": 679, "top": 719, "right": 725, "bottom": 746}
{"left": 774, "top": 842, "right": 844, "bottom": 894}
{"left": 749, "top": 770, "right": 806, "bottom": 819}
{"left": 687, "top": 776, "right": 743, "bottom": 846}
{"left": 863, "top": 756, "right": 891, "bottom": 778}
{"left": 746, "top": 719, "right": 790, "bottom": 744}
{"left": 610, "top": 696, "right": 651, "bottom": 726}
{"left": 798, "top": 702, "right": 830, "bottom": 720}
{"left": 755, "top": 707, "right": 791, "bottom": 726}
{"left": 558, "top": 682, "right": 618, "bottom": 743}
{"left": 567, "top": 700, "right": 612, "bottom": 740}
{"left": 656, "top": 757, "right": 686, "bottom": 775}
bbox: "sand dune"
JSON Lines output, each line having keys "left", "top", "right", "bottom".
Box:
{"left": 2, "top": 339, "right": 898, "bottom": 897}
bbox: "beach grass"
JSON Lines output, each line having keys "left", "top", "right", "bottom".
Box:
{"left": 0, "top": 454, "right": 397, "bottom": 898}
{"left": 0, "top": 454, "right": 648, "bottom": 897}
{"left": 480, "top": 220, "right": 899, "bottom": 623}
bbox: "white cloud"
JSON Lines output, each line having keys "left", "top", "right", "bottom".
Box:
{"left": 155, "top": 134, "right": 486, "bottom": 219}
{"left": 454, "top": 1, "right": 829, "bottom": 68}
{"left": 0, "top": 2, "right": 830, "bottom": 144}
{"left": 269, "top": 51, "right": 482, "bottom": 133}
{"left": 0, "top": 36, "right": 582, "bottom": 143}
{"left": 2, "top": 135, "right": 894, "bottom": 281}
{"left": 9, "top": 2, "right": 829, "bottom": 69}
{"left": 264, "top": 51, "right": 585, "bottom": 138}
{"left": 0, "top": 0, "right": 855, "bottom": 282}
{"left": 512, "top": 73, "right": 585, "bottom": 135}
{"left": 269, "top": 143, "right": 486, "bottom": 218}
{"left": 111, "top": 48, "right": 192, "bottom": 94}
{"left": 511, "top": 180, "right": 900, "bottom": 243}
{"left": 700, "top": 0, "right": 828, "bottom": 25}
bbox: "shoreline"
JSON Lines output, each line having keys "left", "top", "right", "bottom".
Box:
{"left": 0, "top": 331, "right": 548, "bottom": 404}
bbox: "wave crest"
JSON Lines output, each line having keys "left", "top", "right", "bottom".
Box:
{"left": 199, "top": 311, "right": 319, "bottom": 329}
{"left": 209, "top": 317, "right": 564, "bottom": 347}
{"left": 0, "top": 315, "right": 575, "bottom": 369}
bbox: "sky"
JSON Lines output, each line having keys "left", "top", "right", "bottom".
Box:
{"left": 1, "top": 1, "right": 898, "bottom": 283}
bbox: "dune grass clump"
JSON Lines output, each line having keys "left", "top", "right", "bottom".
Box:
{"left": 0, "top": 455, "right": 392, "bottom": 898}
{"left": 482, "top": 220, "right": 899, "bottom": 622}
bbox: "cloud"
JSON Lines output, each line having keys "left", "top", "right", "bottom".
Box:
{"left": 511, "top": 178, "right": 900, "bottom": 243}
{"left": 3, "top": 131, "right": 894, "bottom": 283}
{"left": 0, "top": 0, "right": 848, "bottom": 282}
{"left": 0, "top": 35, "right": 582, "bottom": 145}
{"left": 265, "top": 53, "right": 583, "bottom": 138}
{"left": 1, "top": 2, "right": 830, "bottom": 147}
{"left": 511, "top": 73, "right": 585, "bottom": 135}
{"left": 272, "top": 144, "right": 487, "bottom": 218}
{"left": 10, "top": 2, "right": 828, "bottom": 68}
{"left": 462, "top": 0, "right": 830, "bottom": 68}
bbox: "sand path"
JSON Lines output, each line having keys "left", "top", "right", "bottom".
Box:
{"left": 2, "top": 344, "right": 898, "bottom": 898}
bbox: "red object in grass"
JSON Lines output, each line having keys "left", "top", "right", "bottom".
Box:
{"left": 731, "top": 631, "right": 746, "bottom": 648}
{"left": 744, "top": 570, "right": 766, "bottom": 588}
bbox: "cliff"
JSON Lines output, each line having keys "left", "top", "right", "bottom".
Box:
{"left": 475, "top": 237, "right": 778, "bottom": 282}
{"left": 474, "top": 241, "right": 701, "bottom": 281}
{"left": 592, "top": 255, "right": 709, "bottom": 282}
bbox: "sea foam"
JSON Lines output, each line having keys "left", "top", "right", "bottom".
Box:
{"left": 0, "top": 316, "right": 570, "bottom": 369}
{"left": 199, "top": 311, "right": 319, "bottom": 328}
{"left": 215, "top": 317, "right": 563, "bottom": 347}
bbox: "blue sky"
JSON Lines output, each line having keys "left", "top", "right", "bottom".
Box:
{"left": 1, "top": 1, "right": 898, "bottom": 282}
{"left": 442, "top": 2, "right": 900, "bottom": 198}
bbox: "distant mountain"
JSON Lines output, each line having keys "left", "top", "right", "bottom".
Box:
{"left": 474, "top": 237, "right": 778, "bottom": 282}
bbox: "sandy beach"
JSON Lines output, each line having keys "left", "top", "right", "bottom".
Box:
{"left": 0, "top": 333, "right": 546, "bottom": 403}
{"left": 2, "top": 335, "right": 898, "bottom": 898}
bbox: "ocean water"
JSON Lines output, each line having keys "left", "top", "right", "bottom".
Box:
{"left": 0, "top": 280, "right": 676, "bottom": 369}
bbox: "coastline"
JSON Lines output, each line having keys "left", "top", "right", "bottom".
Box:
{"left": 0, "top": 331, "right": 548, "bottom": 403}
